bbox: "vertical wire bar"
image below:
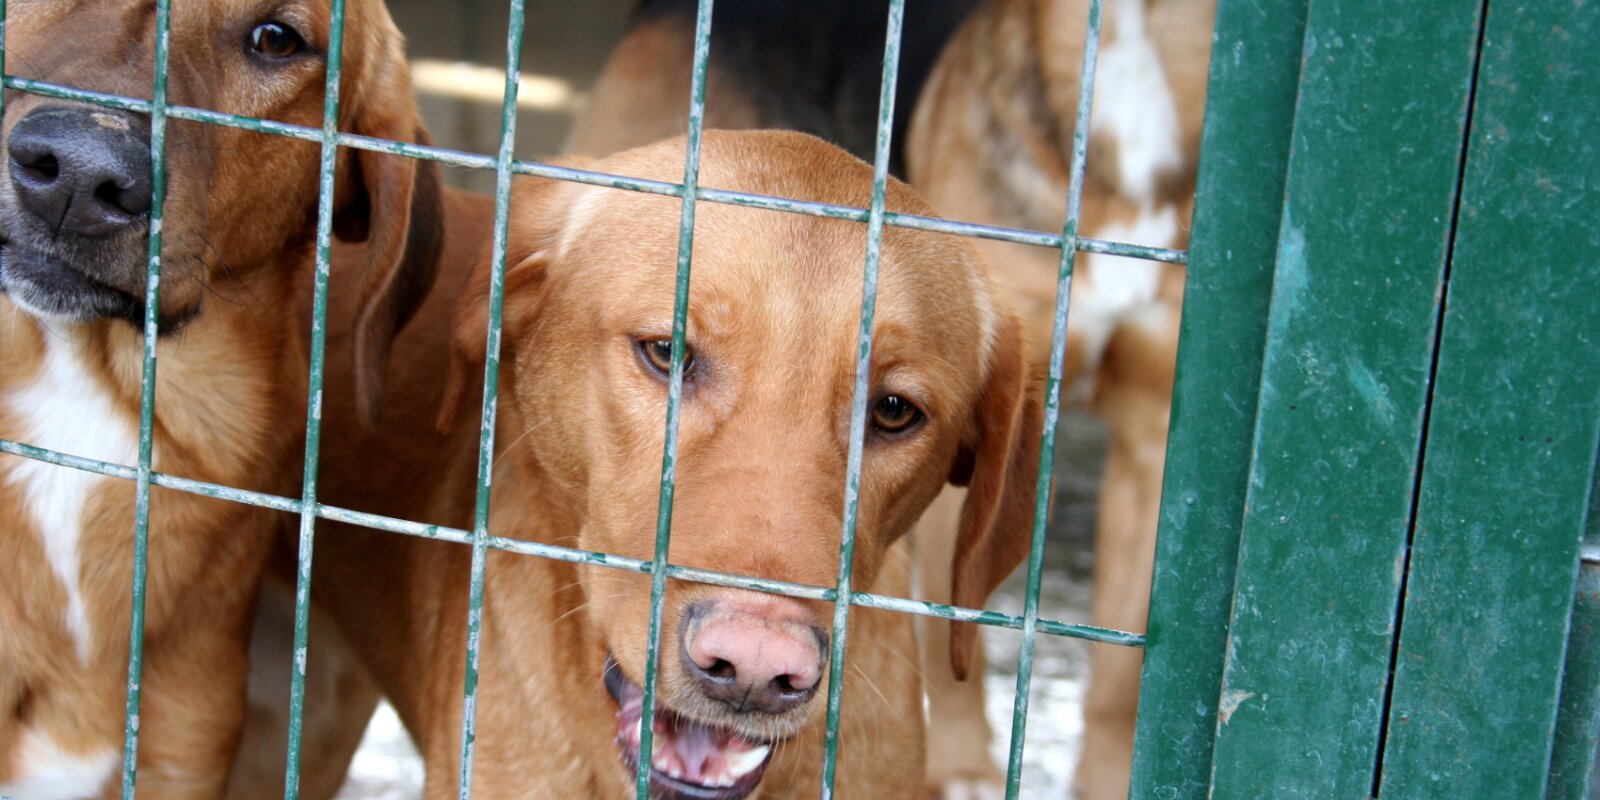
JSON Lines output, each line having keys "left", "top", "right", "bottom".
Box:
{"left": 281, "top": 1, "right": 346, "bottom": 797}
{"left": 635, "top": 0, "right": 714, "bottom": 795}
{"left": 1001, "top": 1, "right": 1101, "bottom": 797}
{"left": 456, "top": 0, "right": 526, "bottom": 796}
{"left": 119, "top": 0, "right": 170, "bottom": 794}
{"left": 816, "top": 1, "right": 904, "bottom": 796}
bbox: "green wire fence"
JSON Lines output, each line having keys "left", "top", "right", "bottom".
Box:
{"left": 4, "top": 1, "right": 1598, "bottom": 799}
{"left": 0, "top": 0, "right": 1156, "bottom": 798}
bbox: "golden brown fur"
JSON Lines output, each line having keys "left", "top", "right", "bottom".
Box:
{"left": 305, "top": 131, "right": 1043, "bottom": 799}
{"left": 0, "top": 1, "right": 440, "bottom": 796}
{"left": 906, "top": 0, "right": 1213, "bottom": 797}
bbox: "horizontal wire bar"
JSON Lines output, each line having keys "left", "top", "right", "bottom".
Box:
{"left": 0, "top": 438, "right": 1143, "bottom": 647}
{"left": 1, "top": 75, "right": 1186, "bottom": 265}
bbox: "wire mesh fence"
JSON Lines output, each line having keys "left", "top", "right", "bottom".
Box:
{"left": 0, "top": 0, "right": 1179, "bottom": 798}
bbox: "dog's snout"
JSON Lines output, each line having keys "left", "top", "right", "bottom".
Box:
{"left": 680, "top": 598, "right": 826, "bottom": 716}
{"left": 9, "top": 108, "right": 152, "bottom": 237}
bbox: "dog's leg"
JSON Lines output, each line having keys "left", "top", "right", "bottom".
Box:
{"left": 132, "top": 620, "right": 255, "bottom": 799}
{"left": 1073, "top": 312, "right": 1177, "bottom": 800}
{"left": 917, "top": 486, "right": 1005, "bottom": 800}
{"left": 228, "top": 575, "right": 381, "bottom": 800}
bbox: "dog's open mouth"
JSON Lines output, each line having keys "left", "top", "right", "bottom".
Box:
{"left": 604, "top": 655, "right": 774, "bottom": 800}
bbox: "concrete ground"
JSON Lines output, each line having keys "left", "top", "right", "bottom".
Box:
{"left": 335, "top": 1, "right": 1114, "bottom": 797}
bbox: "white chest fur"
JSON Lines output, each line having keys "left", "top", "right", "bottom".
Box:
{"left": 1070, "top": 0, "right": 1186, "bottom": 368}
{"left": 6, "top": 336, "right": 139, "bottom": 664}
{"left": 0, "top": 727, "right": 119, "bottom": 800}
{"left": 1090, "top": 0, "right": 1183, "bottom": 204}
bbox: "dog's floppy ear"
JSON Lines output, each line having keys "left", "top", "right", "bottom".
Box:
{"left": 333, "top": 40, "right": 445, "bottom": 426}
{"left": 436, "top": 165, "right": 592, "bottom": 432}
{"left": 947, "top": 311, "right": 1045, "bottom": 680}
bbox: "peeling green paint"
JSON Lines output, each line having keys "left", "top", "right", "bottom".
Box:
{"left": 120, "top": 0, "right": 171, "bottom": 794}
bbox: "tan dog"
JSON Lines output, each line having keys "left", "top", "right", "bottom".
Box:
{"left": 0, "top": 1, "right": 440, "bottom": 797}
{"left": 907, "top": 0, "right": 1213, "bottom": 797}
{"left": 304, "top": 130, "right": 1042, "bottom": 799}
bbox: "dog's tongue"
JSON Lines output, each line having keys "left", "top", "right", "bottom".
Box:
{"left": 612, "top": 678, "right": 770, "bottom": 789}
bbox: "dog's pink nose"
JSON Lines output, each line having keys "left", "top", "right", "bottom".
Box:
{"left": 680, "top": 598, "right": 826, "bottom": 715}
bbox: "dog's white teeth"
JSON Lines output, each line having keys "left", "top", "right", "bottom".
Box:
{"left": 665, "top": 764, "right": 684, "bottom": 781}
{"left": 727, "top": 745, "right": 770, "bottom": 778}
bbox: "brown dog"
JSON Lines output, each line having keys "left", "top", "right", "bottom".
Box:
{"left": 907, "top": 0, "right": 1214, "bottom": 797}
{"left": 303, "top": 130, "right": 1042, "bottom": 799}
{"left": 0, "top": 2, "right": 439, "bottom": 796}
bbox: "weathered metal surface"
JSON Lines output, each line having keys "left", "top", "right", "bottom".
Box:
{"left": 819, "top": 0, "right": 904, "bottom": 795}
{"left": 455, "top": 1, "right": 527, "bottom": 797}
{"left": 1547, "top": 561, "right": 1600, "bottom": 800}
{"left": 121, "top": 0, "right": 172, "bottom": 795}
{"left": 634, "top": 0, "right": 713, "bottom": 795}
{"left": 282, "top": 2, "right": 348, "bottom": 797}
{"left": 1207, "top": 0, "right": 1484, "bottom": 795}
{"left": 997, "top": 0, "right": 1102, "bottom": 797}
{"left": 1128, "top": 0, "right": 1307, "bottom": 796}
{"left": 1379, "top": 2, "right": 1600, "bottom": 794}
{"left": 1548, "top": 446, "right": 1600, "bottom": 800}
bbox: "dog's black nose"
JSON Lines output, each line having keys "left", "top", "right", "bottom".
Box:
{"left": 9, "top": 107, "right": 151, "bottom": 238}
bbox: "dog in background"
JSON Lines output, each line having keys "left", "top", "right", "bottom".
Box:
{"left": 298, "top": 130, "right": 1043, "bottom": 799}
{"left": 566, "top": 0, "right": 979, "bottom": 176}
{"left": 0, "top": 1, "right": 440, "bottom": 797}
{"left": 908, "top": 0, "right": 1214, "bottom": 796}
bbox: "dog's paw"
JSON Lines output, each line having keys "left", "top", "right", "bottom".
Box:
{"left": 925, "top": 776, "right": 1006, "bottom": 800}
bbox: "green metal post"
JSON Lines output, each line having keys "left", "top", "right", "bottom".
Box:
{"left": 1128, "top": 1, "right": 1305, "bottom": 796}
{"left": 1207, "top": 1, "right": 1484, "bottom": 795}
{"left": 1379, "top": 1, "right": 1600, "bottom": 794}
{"left": 1548, "top": 556, "right": 1600, "bottom": 800}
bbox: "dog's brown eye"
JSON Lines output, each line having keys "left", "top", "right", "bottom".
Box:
{"left": 871, "top": 395, "right": 923, "bottom": 434}
{"left": 640, "top": 338, "right": 694, "bottom": 376}
{"left": 249, "top": 22, "right": 307, "bottom": 59}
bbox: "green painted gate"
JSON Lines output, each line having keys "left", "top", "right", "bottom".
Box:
{"left": 1133, "top": 1, "right": 1600, "bottom": 797}
{"left": 0, "top": 0, "right": 1595, "bottom": 798}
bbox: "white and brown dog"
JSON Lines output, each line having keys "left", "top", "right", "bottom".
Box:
{"left": 908, "top": 0, "right": 1213, "bottom": 797}
{"left": 0, "top": 1, "right": 441, "bottom": 797}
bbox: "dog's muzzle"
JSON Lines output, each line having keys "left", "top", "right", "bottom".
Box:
{"left": 604, "top": 655, "right": 774, "bottom": 800}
